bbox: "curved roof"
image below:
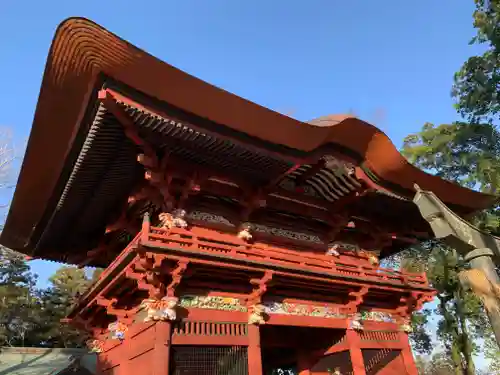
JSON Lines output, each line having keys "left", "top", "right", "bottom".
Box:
{"left": 2, "top": 17, "right": 497, "bottom": 253}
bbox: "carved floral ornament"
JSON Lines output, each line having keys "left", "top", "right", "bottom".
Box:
{"left": 349, "top": 314, "right": 364, "bottom": 331}
{"left": 179, "top": 295, "right": 247, "bottom": 312}
{"left": 176, "top": 295, "right": 395, "bottom": 322}
{"left": 187, "top": 211, "right": 235, "bottom": 227}
{"left": 250, "top": 223, "right": 323, "bottom": 244}
{"left": 99, "top": 295, "right": 408, "bottom": 340}
{"left": 349, "top": 312, "right": 412, "bottom": 331}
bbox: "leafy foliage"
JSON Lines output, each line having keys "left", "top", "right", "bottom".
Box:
{"left": 0, "top": 251, "right": 102, "bottom": 348}
{"left": 39, "top": 266, "right": 94, "bottom": 348}
{"left": 484, "top": 334, "right": 500, "bottom": 373}
{"left": 402, "top": 122, "right": 500, "bottom": 194}
{"left": 399, "top": 119, "right": 500, "bottom": 374}
{"left": 453, "top": 0, "right": 500, "bottom": 123}
{"left": 402, "top": 122, "right": 500, "bottom": 236}
{"left": 0, "top": 246, "right": 41, "bottom": 347}
{"left": 398, "top": 243, "right": 492, "bottom": 374}
{"left": 415, "top": 352, "right": 456, "bottom": 375}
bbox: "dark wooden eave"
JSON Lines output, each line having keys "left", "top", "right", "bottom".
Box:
{"left": 3, "top": 89, "right": 432, "bottom": 264}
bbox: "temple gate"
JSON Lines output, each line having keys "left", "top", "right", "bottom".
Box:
{"left": 2, "top": 18, "right": 497, "bottom": 375}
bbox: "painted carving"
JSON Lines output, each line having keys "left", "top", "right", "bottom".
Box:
{"left": 237, "top": 223, "right": 253, "bottom": 241}
{"left": 349, "top": 313, "right": 364, "bottom": 330}
{"left": 187, "top": 211, "right": 235, "bottom": 227}
{"left": 140, "top": 297, "right": 178, "bottom": 322}
{"left": 172, "top": 209, "right": 188, "bottom": 229}
{"left": 323, "top": 155, "right": 355, "bottom": 175}
{"left": 399, "top": 317, "right": 413, "bottom": 333}
{"left": 248, "top": 304, "right": 266, "bottom": 325}
{"left": 359, "top": 311, "right": 394, "bottom": 323}
{"left": 328, "top": 241, "right": 361, "bottom": 252}
{"left": 251, "top": 223, "right": 323, "bottom": 243}
{"left": 108, "top": 321, "right": 128, "bottom": 340}
{"left": 262, "top": 301, "right": 346, "bottom": 319}
{"left": 158, "top": 212, "right": 174, "bottom": 229}
{"left": 177, "top": 295, "right": 395, "bottom": 323}
{"left": 326, "top": 244, "right": 340, "bottom": 256}
{"left": 179, "top": 295, "right": 247, "bottom": 312}
{"left": 86, "top": 339, "right": 104, "bottom": 353}
{"left": 158, "top": 209, "right": 188, "bottom": 230}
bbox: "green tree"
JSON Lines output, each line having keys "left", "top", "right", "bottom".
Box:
{"left": 484, "top": 334, "right": 500, "bottom": 374}
{"left": 415, "top": 352, "right": 456, "bottom": 375}
{"left": 453, "top": 0, "right": 500, "bottom": 123}
{"left": 400, "top": 244, "right": 487, "bottom": 375}
{"left": 400, "top": 121, "right": 500, "bottom": 374}
{"left": 0, "top": 246, "right": 42, "bottom": 346}
{"left": 40, "top": 266, "right": 92, "bottom": 348}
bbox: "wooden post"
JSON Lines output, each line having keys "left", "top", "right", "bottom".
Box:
{"left": 248, "top": 325, "right": 263, "bottom": 375}
{"left": 399, "top": 332, "right": 418, "bottom": 375}
{"left": 346, "top": 330, "right": 366, "bottom": 375}
{"left": 121, "top": 337, "right": 132, "bottom": 375}
{"left": 154, "top": 322, "right": 172, "bottom": 375}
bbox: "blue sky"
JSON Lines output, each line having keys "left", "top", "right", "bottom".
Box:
{"left": 0, "top": 0, "right": 489, "bottom": 367}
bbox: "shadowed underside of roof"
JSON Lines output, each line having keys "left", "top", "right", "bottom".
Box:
{"left": 0, "top": 17, "right": 497, "bottom": 260}
{"left": 13, "top": 92, "right": 423, "bottom": 263}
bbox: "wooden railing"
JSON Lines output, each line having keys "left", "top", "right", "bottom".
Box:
{"left": 141, "top": 223, "right": 430, "bottom": 289}
{"left": 173, "top": 321, "right": 248, "bottom": 337}
{"left": 359, "top": 331, "right": 399, "bottom": 342}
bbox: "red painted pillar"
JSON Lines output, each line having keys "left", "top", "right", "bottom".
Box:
{"left": 248, "top": 324, "right": 263, "bottom": 375}
{"left": 346, "top": 330, "right": 366, "bottom": 375}
{"left": 154, "top": 322, "right": 172, "bottom": 375}
{"left": 399, "top": 332, "right": 418, "bottom": 375}
{"left": 121, "top": 337, "right": 132, "bottom": 375}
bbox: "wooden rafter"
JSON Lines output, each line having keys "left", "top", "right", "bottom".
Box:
{"left": 293, "top": 159, "right": 326, "bottom": 188}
